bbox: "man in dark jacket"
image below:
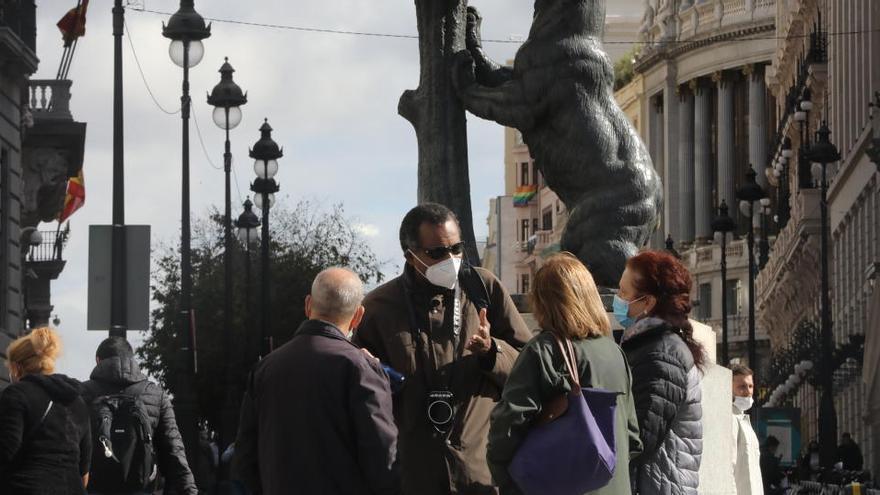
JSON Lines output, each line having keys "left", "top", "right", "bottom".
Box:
{"left": 836, "top": 433, "right": 864, "bottom": 471}
{"left": 234, "top": 267, "right": 399, "bottom": 495}
{"left": 82, "top": 337, "right": 197, "bottom": 494}
{"left": 354, "top": 203, "right": 532, "bottom": 494}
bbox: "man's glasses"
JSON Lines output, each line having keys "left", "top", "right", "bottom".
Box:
{"left": 420, "top": 242, "right": 465, "bottom": 260}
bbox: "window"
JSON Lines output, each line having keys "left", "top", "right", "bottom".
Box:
{"left": 532, "top": 218, "right": 539, "bottom": 234}
{"left": 697, "top": 283, "right": 712, "bottom": 320}
{"left": 520, "top": 219, "right": 530, "bottom": 241}
{"left": 521, "top": 273, "right": 531, "bottom": 294}
{"left": 556, "top": 201, "right": 562, "bottom": 213}
{"left": 725, "top": 279, "right": 738, "bottom": 315}
{"left": 532, "top": 165, "right": 539, "bottom": 188}
{"left": 520, "top": 163, "right": 530, "bottom": 186}
{"left": 542, "top": 208, "right": 553, "bottom": 231}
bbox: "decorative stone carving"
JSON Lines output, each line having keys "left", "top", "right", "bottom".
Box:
{"left": 20, "top": 147, "right": 72, "bottom": 228}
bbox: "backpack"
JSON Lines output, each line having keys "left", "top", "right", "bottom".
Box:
{"left": 88, "top": 381, "right": 157, "bottom": 492}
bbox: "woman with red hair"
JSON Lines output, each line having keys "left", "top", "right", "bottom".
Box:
{"left": 613, "top": 250, "right": 705, "bottom": 494}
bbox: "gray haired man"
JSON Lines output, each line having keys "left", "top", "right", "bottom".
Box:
{"left": 234, "top": 267, "right": 399, "bottom": 495}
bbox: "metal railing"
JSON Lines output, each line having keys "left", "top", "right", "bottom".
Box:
{"left": 27, "top": 229, "right": 67, "bottom": 263}
{"left": 28, "top": 79, "right": 73, "bottom": 121}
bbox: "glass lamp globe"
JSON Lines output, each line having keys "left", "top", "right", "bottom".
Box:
{"left": 713, "top": 231, "right": 723, "bottom": 245}
{"left": 254, "top": 192, "right": 275, "bottom": 210}
{"left": 169, "top": 39, "right": 205, "bottom": 68}
{"left": 800, "top": 100, "right": 814, "bottom": 112}
{"left": 212, "top": 106, "right": 243, "bottom": 130}
{"left": 253, "top": 159, "right": 278, "bottom": 179}
{"left": 739, "top": 200, "right": 752, "bottom": 218}
{"left": 760, "top": 197, "right": 771, "bottom": 207}
{"left": 29, "top": 230, "right": 43, "bottom": 245}
{"left": 782, "top": 148, "right": 794, "bottom": 158}
{"left": 237, "top": 226, "right": 259, "bottom": 246}
{"left": 773, "top": 169, "right": 781, "bottom": 178}
{"left": 811, "top": 162, "right": 824, "bottom": 182}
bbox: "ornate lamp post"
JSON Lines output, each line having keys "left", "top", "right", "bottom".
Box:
{"left": 712, "top": 200, "right": 736, "bottom": 366}
{"left": 111, "top": 0, "right": 127, "bottom": 338}
{"left": 207, "top": 57, "right": 246, "bottom": 450}
{"left": 776, "top": 137, "right": 794, "bottom": 225}
{"left": 795, "top": 88, "right": 814, "bottom": 189}
{"left": 162, "top": 0, "right": 210, "bottom": 464}
{"left": 236, "top": 199, "right": 260, "bottom": 361}
{"left": 736, "top": 167, "right": 767, "bottom": 373}
{"left": 758, "top": 197, "right": 771, "bottom": 270}
{"left": 249, "top": 120, "right": 281, "bottom": 358}
{"left": 807, "top": 121, "right": 841, "bottom": 468}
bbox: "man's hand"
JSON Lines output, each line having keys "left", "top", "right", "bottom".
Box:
{"left": 466, "top": 308, "right": 493, "bottom": 355}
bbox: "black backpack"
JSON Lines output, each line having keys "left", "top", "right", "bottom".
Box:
{"left": 88, "top": 381, "right": 157, "bottom": 492}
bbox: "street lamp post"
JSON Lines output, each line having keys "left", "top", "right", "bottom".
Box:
{"left": 807, "top": 121, "right": 841, "bottom": 469}
{"left": 249, "top": 120, "right": 282, "bottom": 358}
{"left": 795, "top": 89, "right": 814, "bottom": 190}
{"left": 111, "top": 0, "right": 126, "bottom": 338}
{"left": 162, "top": 0, "right": 210, "bottom": 466}
{"left": 712, "top": 200, "right": 736, "bottom": 366}
{"left": 758, "top": 197, "right": 771, "bottom": 270}
{"left": 736, "top": 167, "right": 767, "bottom": 374}
{"left": 236, "top": 199, "right": 260, "bottom": 361}
{"left": 776, "top": 137, "right": 794, "bottom": 225}
{"left": 207, "top": 57, "right": 246, "bottom": 450}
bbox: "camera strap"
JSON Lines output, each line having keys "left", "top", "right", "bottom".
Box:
{"left": 399, "top": 276, "right": 465, "bottom": 391}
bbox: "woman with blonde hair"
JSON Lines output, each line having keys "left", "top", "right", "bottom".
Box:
{"left": 487, "top": 253, "right": 642, "bottom": 494}
{"left": 0, "top": 327, "right": 91, "bottom": 493}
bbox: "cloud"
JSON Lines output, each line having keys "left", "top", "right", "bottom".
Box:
{"left": 354, "top": 223, "right": 380, "bottom": 238}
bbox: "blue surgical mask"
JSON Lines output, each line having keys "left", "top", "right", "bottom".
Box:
{"left": 612, "top": 294, "right": 644, "bottom": 328}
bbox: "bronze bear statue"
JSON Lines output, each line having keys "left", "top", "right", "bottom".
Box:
{"left": 454, "top": 0, "right": 662, "bottom": 288}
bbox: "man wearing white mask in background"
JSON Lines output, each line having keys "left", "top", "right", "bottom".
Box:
{"left": 732, "top": 364, "right": 764, "bottom": 494}
{"left": 354, "top": 203, "right": 531, "bottom": 495}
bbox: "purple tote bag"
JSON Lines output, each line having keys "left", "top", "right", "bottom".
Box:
{"left": 509, "top": 336, "right": 619, "bottom": 495}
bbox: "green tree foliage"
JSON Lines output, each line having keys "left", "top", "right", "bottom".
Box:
{"left": 137, "top": 201, "right": 384, "bottom": 434}
{"left": 613, "top": 46, "right": 641, "bottom": 91}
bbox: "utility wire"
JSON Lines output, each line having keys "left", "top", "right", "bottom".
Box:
{"left": 128, "top": 6, "right": 880, "bottom": 45}
{"left": 191, "top": 103, "right": 224, "bottom": 171}
{"left": 124, "top": 20, "right": 181, "bottom": 115}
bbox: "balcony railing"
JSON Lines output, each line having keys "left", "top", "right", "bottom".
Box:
{"left": 27, "top": 229, "right": 67, "bottom": 263}
{"left": 29, "top": 79, "right": 73, "bottom": 121}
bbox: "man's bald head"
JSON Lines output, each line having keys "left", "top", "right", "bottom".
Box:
{"left": 307, "top": 267, "right": 365, "bottom": 327}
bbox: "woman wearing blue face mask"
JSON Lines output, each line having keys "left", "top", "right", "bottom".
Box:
{"left": 614, "top": 250, "right": 706, "bottom": 495}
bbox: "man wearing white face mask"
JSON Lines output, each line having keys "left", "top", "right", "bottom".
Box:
{"left": 354, "top": 203, "right": 531, "bottom": 495}
{"left": 731, "top": 364, "right": 764, "bottom": 495}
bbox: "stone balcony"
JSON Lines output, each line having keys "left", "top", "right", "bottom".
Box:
{"left": 637, "top": 0, "right": 776, "bottom": 70}
{"left": 22, "top": 79, "right": 86, "bottom": 229}
{"left": 755, "top": 189, "right": 822, "bottom": 347}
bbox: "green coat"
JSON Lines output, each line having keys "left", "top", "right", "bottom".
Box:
{"left": 487, "top": 331, "right": 643, "bottom": 495}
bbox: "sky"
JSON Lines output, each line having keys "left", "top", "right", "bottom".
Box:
{"left": 34, "top": 0, "right": 642, "bottom": 379}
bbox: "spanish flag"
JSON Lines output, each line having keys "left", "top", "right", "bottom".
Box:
{"left": 57, "top": 0, "right": 89, "bottom": 47}
{"left": 58, "top": 169, "right": 85, "bottom": 222}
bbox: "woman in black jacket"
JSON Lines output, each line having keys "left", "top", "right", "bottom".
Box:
{"left": 613, "top": 250, "right": 706, "bottom": 494}
{"left": 0, "top": 327, "right": 91, "bottom": 494}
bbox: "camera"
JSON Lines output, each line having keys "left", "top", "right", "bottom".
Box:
{"left": 427, "top": 390, "right": 455, "bottom": 431}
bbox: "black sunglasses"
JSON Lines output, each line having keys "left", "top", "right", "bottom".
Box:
{"left": 420, "top": 242, "right": 465, "bottom": 260}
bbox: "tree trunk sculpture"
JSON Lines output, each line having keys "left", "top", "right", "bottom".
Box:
{"left": 399, "top": 0, "right": 480, "bottom": 264}
{"left": 454, "top": 0, "right": 662, "bottom": 288}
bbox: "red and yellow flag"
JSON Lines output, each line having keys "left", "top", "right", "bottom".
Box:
{"left": 57, "top": 0, "right": 89, "bottom": 47}
{"left": 58, "top": 169, "right": 85, "bottom": 222}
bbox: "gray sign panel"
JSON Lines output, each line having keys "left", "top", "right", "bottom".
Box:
{"left": 87, "top": 225, "right": 151, "bottom": 331}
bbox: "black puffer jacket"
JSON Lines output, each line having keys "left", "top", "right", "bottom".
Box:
{"left": 621, "top": 318, "right": 703, "bottom": 495}
{"left": 0, "top": 373, "right": 91, "bottom": 494}
{"left": 82, "top": 356, "right": 197, "bottom": 495}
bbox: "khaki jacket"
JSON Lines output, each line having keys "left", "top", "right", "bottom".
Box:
{"left": 354, "top": 265, "right": 532, "bottom": 495}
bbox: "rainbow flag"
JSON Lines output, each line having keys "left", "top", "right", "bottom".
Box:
{"left": 513, "top": 185, "right": 537, "bottom": 207}
{"left": 58, "top": 169, "right": 84, "bottom": 222}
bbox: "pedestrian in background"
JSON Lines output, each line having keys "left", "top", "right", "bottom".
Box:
{"left": 836, "top": 433, "right": 863, "bottom": 472}
{"left": 614, "top": 250, "right": 706, "bottom": 494}
{"left": 235, "top": 267, "right": 399, "bottom": 495}
{"left": 731, "top": 364, "right": 763, "bottom": 494}
{"left": 0, "top": 327, "right": 92, "bottom": 493}
{"left": 487, "top": 253, "right": 643, "bottom": 495}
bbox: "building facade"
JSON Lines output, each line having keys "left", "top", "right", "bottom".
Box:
{"left": 0, "top": 1, "right": 84, "bottom": 387}
{"left": 755, "top": 0, "right": 879, "bottom": 471}
{"left": 634, "top": 0, "right": 779, "bottom": 372}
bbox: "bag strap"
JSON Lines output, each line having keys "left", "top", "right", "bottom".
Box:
{"left": 551, "top": 332, "right": 580, "bottom": 389}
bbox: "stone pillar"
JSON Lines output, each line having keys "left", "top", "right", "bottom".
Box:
{"left": 716, "top": 71, "right": 736, "bottom": 212}
{"left": 694, "top": 79, "right": 713, "bottom": 242}
{"left": 663, "top": 68, "right": 681, "bottom": 243}
{"left": 678, "top": 84, "right": 696, "bottom": 244}
{"left": 650, "top": 95, "right": 666, "bottom": 248}
{"left": 747, "top": 65, "right": 768, "bottom": 188}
